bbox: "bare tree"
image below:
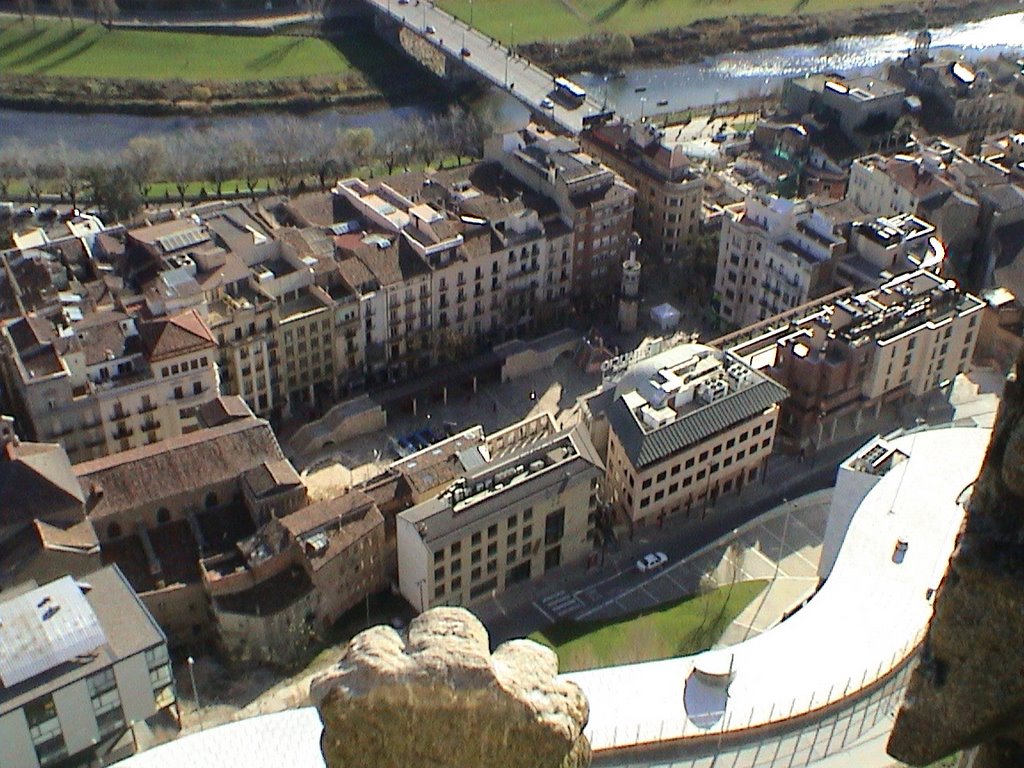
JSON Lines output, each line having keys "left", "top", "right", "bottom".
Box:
{"left": 231, "top": 129, "right": 264, "bottom": 199}
{"left": 123, "top": 135, "right": 167, "bottom": 201}
{"left": 339, "top": 127, "right": 374, "bottom": 173}
{"left": 0, "top": 145, "right": 27, "bottom": 199}
{"left": 265, "top": 116, "right": 306, "bottom": 194}
{"left": 164, "top": 135, "right": 199, "bottom": 207}
{"left": 53, "top": 0, "right": 75, "bottom": 28}
{"left": 52, "top": 141, "right": 88, "bottom": 208}
{"left": 99, "top": 0, "right": 117, "bottom": 23}
{"left": 16, "top": 0, "right": 37, "bottom": 26}
{"left": 196, "top": 129, "right": 239, "bottom": 197}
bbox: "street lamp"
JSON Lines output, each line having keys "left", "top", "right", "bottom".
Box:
{"left": 186, "top": 656, "right": 205, "bottom": 732}
{"left": 469, "top": 0, "right": 473, "bottom": 27}
{"left": 417, "top": 578, "right": 427, "bottom": 612}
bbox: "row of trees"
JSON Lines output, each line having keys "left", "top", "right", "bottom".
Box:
{"left": 0, "top": 107, "right": 499, "bottom": 222}
{"left": 15, "top": 0, "right": 119, "bottom": 25}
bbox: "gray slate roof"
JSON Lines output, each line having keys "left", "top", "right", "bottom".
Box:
{"left": 608, "top": 378, "right": 789, "bottom": 469}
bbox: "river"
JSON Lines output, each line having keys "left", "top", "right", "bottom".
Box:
{"left": 2, "top": 11, "right": 1023, "bottom": 152}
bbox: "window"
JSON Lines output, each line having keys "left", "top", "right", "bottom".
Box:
{"left": 699, "top": 450, "right": 709, "bottom": 462}
{"left": 451, "top": 559, "right": 462, "bottom": 574}
{"left": 685, "top": 457, "right": 695, "bottom": 469}
{"left": 487, "top": 524, "right": 498, "bottom": 538}
{"left": 522, "top": 508, "right": 533, "bottom": 522}
{"left": 544, "top": 508, "right": 565, "bottom": 545}
{"left": 434, "top": 566, "right": 444, "bottom": 581}
{"left": 487, "top": 542, "right": 498, "bottom": 557}
{"left": 507, "top": 532, "right": 517, "bottom": 547}
{"left": 471, "top": 549, "right": 481, "bottom": 564}
{"left": 434, "top": 550, "right": 444, "bottom": 564}
{"left": 668, "top": 482, "right": 678, "bottom": 495}
{"left": 671, "top": 464, "right": 681, "bottom": 476}
{"left": 641, "top": 478, "right": 652, "bottom": 489}
{"left": 523, "top": 525, "right": 532, "bottom": 540}
{"left": 450, "top": 541, "right": 461, "bottom": 555}
{"left": 471, "top": 531, "right": 481, "bottom": 545}
{"left": 656, "top": 471, "right": 667, "bottom": 483}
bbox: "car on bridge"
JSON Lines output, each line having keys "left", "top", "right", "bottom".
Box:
{"left": 424, "top": 24, "right": 436, "bottom": 34}
{"left": 540, "top": 97, "right": 554, "bottom": 110}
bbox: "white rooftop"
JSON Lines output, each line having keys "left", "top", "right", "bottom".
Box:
{"left": 564, "top": 426, "right": 990, "bottom": 751}
{"left": 0, "top": 576, "right": 107, "bottom": 689}
{"left": 115, "top": 708, "right": 325, "bottom": 768}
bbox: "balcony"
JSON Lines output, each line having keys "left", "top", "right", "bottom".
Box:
{"left": 112, "top": 426, "right": 133, "bottom": 440}
{"left": 142, "top": 419, "right": 161, "bottom": 432}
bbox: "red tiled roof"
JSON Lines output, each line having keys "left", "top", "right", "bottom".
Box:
{"left": 139, "top": 308, "right": 216, "bottom": 362}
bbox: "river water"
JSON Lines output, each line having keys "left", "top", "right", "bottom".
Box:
{"left": 2, "top": 11, "right": 1023, "bottom": 151}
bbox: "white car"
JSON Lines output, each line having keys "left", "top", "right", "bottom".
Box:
{"left": 424, "top": 24, "right": 436, "bottom": 34}
{"left": 636, "top": 551, "right": 668, "bottom": 573}
{"left": 540, "top": 97, "right": 555, "bottom": 110}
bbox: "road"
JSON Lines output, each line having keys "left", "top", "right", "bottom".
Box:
{"left": 477, "top": 431, "right": 868, "bottom": 646}
{"left": 366, "top": 0, "right": 605, "bottom": 133}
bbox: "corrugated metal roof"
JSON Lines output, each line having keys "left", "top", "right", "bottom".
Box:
{"left": 608, "top": 378, "right": 789, "bottom": 469}
{"left": 0, "top": 576, "right": 107, "bottom": 689}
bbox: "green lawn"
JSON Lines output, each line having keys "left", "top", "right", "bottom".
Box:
{"left": 439, "top": 0, "right": 904, "bottom": 43}
{"left": 530, "top": 579, "right": 767, "bottom": 672}
{"left": 0, "top": 19, "right": 364, "bottom": 80}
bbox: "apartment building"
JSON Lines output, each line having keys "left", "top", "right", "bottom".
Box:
{"left": 715, "top": 194, "right": 847, "bottom": 328}
{"left": 332, "top": 166, "right": 577, "bottom": 380}
{"left": 582, "top": 118, "right": 704, "bottom": 259}
{"left": 728, "top": 269, "right": 983, "bottom": 446}
{"left": 600, "top": 343, "right": 787, "bottom": 527}
{"left": 836, "top": 213, "right": 945, "bottom": 288}
{"left": 487, "top": 126, "right": 636, "bottom": 301}
{"left": 781, "top": 74, "right": 905, "bottom": 148}
{"left": 889, "top": 41, "right": 1024, "bottom": 134}
{"left": 397, "top": 418, "right": 603, "bottom": 611}
{"left": 0, "top": 567, "right": 176, "bottom": 768}
{"left": 0, "top": 307, "right": 220, "bottom": 464}
{"left": 846, "top": 153, "right": 957, "bottom": 219}
{"left": 208, "top": 489, "right": 390, "bottom": 665}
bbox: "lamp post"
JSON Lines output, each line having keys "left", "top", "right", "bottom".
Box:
{"left": 469, "top": 0, "right": 473, "bottom": 27}
{"left": 417, "top": 578, "right": 427, "bottom": 612}
{"left": 186, "top": 656, "right": 205, "bottom": 732}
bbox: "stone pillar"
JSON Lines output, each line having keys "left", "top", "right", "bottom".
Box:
{"left": 311, "top": 607, "right": 591, "bottom": 768}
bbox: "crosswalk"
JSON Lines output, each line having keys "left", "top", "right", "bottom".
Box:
{"left": 535, "top": 590, "right": 584, "bottom": 620}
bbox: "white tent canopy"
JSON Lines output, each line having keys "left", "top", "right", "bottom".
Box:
{"left": 650, "top": 303, "right": 681, "bottom": 331}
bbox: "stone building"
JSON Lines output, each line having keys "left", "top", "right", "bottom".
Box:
{"left": 582, "top": 118, "right": 704, "bottom": 260}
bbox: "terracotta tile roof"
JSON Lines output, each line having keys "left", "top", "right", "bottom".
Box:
{"left": 280, "top": 490, "right": 383, "bottom": 571}
{"left": 75, "top": 417, "right": 284, "bottom": 521}
{"left": 139, "top": 308, "right": 216, "bottom": 362}
{"left": 0, "top": 442, "right": 86, "bottom": 532}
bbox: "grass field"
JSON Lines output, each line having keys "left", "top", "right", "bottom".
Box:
{"left": 529, "top": 580, "right": 767, "bottom": 673}
{"left": 439, "top": 0, "right": 900, "bottom": 43}
{"left": 0, "top": 19, "right": 370, "bottom": 80}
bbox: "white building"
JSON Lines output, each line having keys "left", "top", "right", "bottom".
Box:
{"left": 715, "top": 194, "right": 846, "bottom": 328}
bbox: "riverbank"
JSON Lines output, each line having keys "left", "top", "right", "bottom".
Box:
{"left": 520, "top": 0, "right": 1023, "bottom": 73}
{"left": 0, "top": 18, "right": 432, "bottom": 116}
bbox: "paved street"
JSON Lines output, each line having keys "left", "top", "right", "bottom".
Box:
{"left": 365, "top": 0, "right": 604, "bottom": 132}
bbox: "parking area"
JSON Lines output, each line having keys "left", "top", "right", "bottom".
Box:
{"left": 529, "top": 492, "right": 829, "bottom": 630}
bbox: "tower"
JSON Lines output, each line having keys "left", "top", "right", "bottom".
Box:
{"left": 618, "top": 233, "right": 642, "bottom": 332}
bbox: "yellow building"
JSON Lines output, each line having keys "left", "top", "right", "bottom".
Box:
{"left": 397, "top": 418, "right": 603, "bottom": 611}
{"left": 600, "top": 343, "right": 787, "bottom": 527}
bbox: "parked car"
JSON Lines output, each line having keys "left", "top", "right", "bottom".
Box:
{"left": 461, "top": 47, "right": 471, "bottom": 57}
{"left": 540, "top": 97, "right": 555, "bottom": 110}
{"left": 711, "top": 131, "right": 729, "bottom": 143}
{"left": 636, "top": 551, "right": 668, "bottom": 573}
{"left": 424, "top": 24, "right": 436, "bottom": 33}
